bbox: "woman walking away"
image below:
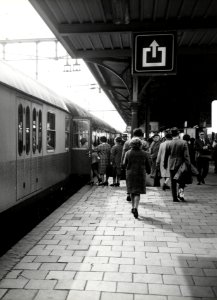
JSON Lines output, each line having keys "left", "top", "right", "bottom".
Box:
{"left": 123, "top": 137, "right": 151, "bottom": 219}
{"left": 110, "top": 136, "right": 123, "bottom": 186}
{"left": 96, "top": 136, "right": 111, "bottom": 186}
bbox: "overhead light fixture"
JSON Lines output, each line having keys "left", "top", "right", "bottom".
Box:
{"left": 90, "top": 83, "right": 101, "bottom": 93}
{"left": 63, "top": 55, "right": 71, "bottom": 72}
{"left": 73, "top": 59, "right": 81, "bottom": 72}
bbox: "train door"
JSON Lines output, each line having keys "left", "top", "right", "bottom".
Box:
{"left": 17, "top": 99, "right": 31, "bottom": 200}
{"left": 71, "top": 118, "right": 91, "bottom": 176}
{"left": 31, "top": 103, "right": 43, "bottom": 192}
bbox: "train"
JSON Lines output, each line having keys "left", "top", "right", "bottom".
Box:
{"left": 0, "top": 60, "right": 119, "bottom": 216}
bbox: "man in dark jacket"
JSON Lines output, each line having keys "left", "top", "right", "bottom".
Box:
{"left": 164, "top": 127, "right": 191, "bottom": 202}
{"left": 194, "top": 130, "right": 212, "bottom": 184}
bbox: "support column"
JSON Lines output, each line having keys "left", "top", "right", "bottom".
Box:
{"left": 131, "top": 102, "right": 138, "bottom": 136}
{"left": 131, "top": 77, "right": 139, "bottom": 136}
{"left": 145, "top": 102, "right": 150, "bottom": 139}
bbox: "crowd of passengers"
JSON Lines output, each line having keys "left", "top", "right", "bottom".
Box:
{"left": 88, "top": 127, "right": 217, "bottom": 218}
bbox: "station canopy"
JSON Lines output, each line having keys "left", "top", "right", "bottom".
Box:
{"left": 29, "top": 0, "right": 217, "bottom": 129}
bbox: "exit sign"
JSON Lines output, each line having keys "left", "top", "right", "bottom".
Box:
{"left": 132, "top": 32, "right": 177, "bottom": 75}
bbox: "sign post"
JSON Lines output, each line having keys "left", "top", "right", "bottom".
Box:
{"left": 132, "top": 32, "right": 176, "bottom": 75}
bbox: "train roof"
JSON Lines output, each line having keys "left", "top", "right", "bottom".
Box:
{"left": 0, "top": 60, "right": 68, "bottom": 112}
{"left": 0, "top": 61, "right": 120, "bottom": 133}
{"left": 65, "top": 98, "right": 119, "bottom": 133}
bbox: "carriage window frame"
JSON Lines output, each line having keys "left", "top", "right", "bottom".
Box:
{"left": 25, "top": 106, "right": 30, "bottom": 155}
{"left": 47, "top": 111, "right": 56, "bottom": 152}
{"left": 38, "top": 110, "right": 42, "bottom": 153}
{"left": 18, "top": 104, "right": 23, "bottom": 156}
{"left": 32, "top": 108, "right": 37, "bottom": 154}
{"left": 65, "top": 115, "right": 70, "bottom": 151}
{"left": 72, "top": 119, "right": 89, "bottom": 149}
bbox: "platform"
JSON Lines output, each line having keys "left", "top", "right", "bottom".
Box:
{"left": 0, "top": 168, "right": 217, "bottom": 300}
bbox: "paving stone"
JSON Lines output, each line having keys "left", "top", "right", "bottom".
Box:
{"left": 21, "top": 270, "right": 48, "bottom": 279}
{"left": 75, "top": 271, "right": 103, "bottom": 281}
{"left": 149, "top": 283, "right": 181, "bottom": 296}
{"left": 180, "top": 285, "right": 215, "bottom": 297}
{"left": 119, "top": 264, "right": 147, "bottom": 273}
{"left": 25, "top": 279, "right": 57, "bottom": 290}
{"left": 34, "top": 256, "right": 60, "bottom": 263}
{"left": 86, "top": 280, "right": 116, "bottom": 292}
{"left": 163, "top": 274, "right": 194, "bottom": 285}
{"left": 135, "top": 296, "right": 166, "bottom": 300}
{"left": 39, "top": 263, "right": 66, "bottom": 271}
{"left": 65, "top": 263, "right": 91, "bottom": 271}
{"left": 1, "top": 289, "right": 37, "bottom": 300}
{"left": 67, "top": 290, "right": 100, "bottom": 300}
{"left": 55, "top": 279, "right": 86, "bottom": 290}
{"left": 0, "top": 289, "right": 7, "bottom": 298}
{"left": 193, "top": 276, "right": 217, "bottom": 286}
{"left": 117, "top": 282, "right": 148, "bottom": 294}
{"left": 101, "top": 292, "right": 133, "bottom": 300}
{"left": 91, "top": 263, "right": 119, "bottom": 272}
{"left": 0, "top": 278, "right": 28, "bottom": 289}
{"left": 175, "top": 267, "right": 204, "bottom": 276}
{"left": 147, "top": 266, "right": 175, "bottom": 275}
{"left": 46, "top": 271, "right": 75, "bottom": 279}
{"left": 34, "top": 289, "right": 68, "bottom": 300}
{"left": 134, "top": 273, "right": 162, "bottom": 284}
{"left": 104, "top": 272, "right": 132, "bottom": 282}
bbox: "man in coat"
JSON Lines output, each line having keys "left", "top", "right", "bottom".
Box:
{"left": 194, "top": 130, "right": 212, "bottom": 184}
{"left": 164, "top": 127, "right": 191, "bottom": 202}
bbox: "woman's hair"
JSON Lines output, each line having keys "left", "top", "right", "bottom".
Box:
{"left": 183, "top": 134, "right": 190, "bottom": 141}
{"left": 130, "top": 137, "right": 142, "bottom": 149}
{"left": 100, "top": 136, "right": 107, "bottom": 143}
{"left": 115, "top": 136, "right": 122, "bottom": 143}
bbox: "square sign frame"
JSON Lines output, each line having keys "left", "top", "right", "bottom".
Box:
{"left": 132, "top": 32, "right": 177, "bottom": 75}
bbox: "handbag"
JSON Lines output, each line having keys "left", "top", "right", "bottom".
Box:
{"left": 120, "top": 166, "right": 126, "bottom": 180}
{"left": 106, "top": 164, "right": 114, "bottom": 177}
{"left": 174, "top": 163, "right": 193, "bottom": 185}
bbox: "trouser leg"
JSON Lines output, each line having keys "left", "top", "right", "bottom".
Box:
{"left": 201, "top": 158, "right": 209, "bottom": 179}
{"left": 170, "top": 170, "right": 177, "bottom": 201}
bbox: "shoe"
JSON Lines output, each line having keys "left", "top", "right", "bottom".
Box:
{"left": 162, "top": 183, "right": 170, "bottom": 191}
{"left": 110, "top": 183, "right": 116, "bottom": 186}
{"left": 201, "top": 179, "right": 205, "bottom": 184}
{"left": 98, "top": 182, "right": 104, "bottom": 186}
{"left": 131, "top": 208, "right": 135, "bottom": 213}
{"left": 177, "top": 188, "right": 186, "bottom": 202}
{"left": 197, "top": 182, "right": 201, "bottom": 185}
{"left": 87, "top": 181, "right": 94, "bottom": 185}
{"left": 126, "top": 195, "right": 131, "bottom": 202}
{"left": 103, "top": 181, "right": 108, "bottom": 186}
{"left": 115, "top": 182, "right": 120, "bottom": 187}
{"left": 173, "top": 199, "right": 180, "bottom": 202}
{"left": 133, "top": 208, "right": 138, "bottom": 219}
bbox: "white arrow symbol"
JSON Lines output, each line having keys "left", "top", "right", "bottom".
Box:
{"left": 150, "top": 40, "right": 159, "bottom": 58}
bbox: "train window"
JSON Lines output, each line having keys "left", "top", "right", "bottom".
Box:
{"left": 26, "top": 106, "right": 30, "bottom": 155}
{"left": 47, "top": 112, "right": 55, "bottom": 151}
{"left": 92, "top": 131, "right": 97, "bottom": 146}
{"left": 65, "top": 116, "right": 70, "bottom": 150}
{"left": 32, "top": 108, "right": 37, "bottom": 154}
{"left": 18, "top": 104, "right": 23, "bottom": 156}
{"left": 72, "top": 120, "right": 89, "bottom": 149}
{"left": 38, "top": 110, "right": 42, "bottom": 153}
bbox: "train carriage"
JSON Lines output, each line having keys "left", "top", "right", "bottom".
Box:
{"left": 0, "top": 61, "right": 119, "bottom": 215}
